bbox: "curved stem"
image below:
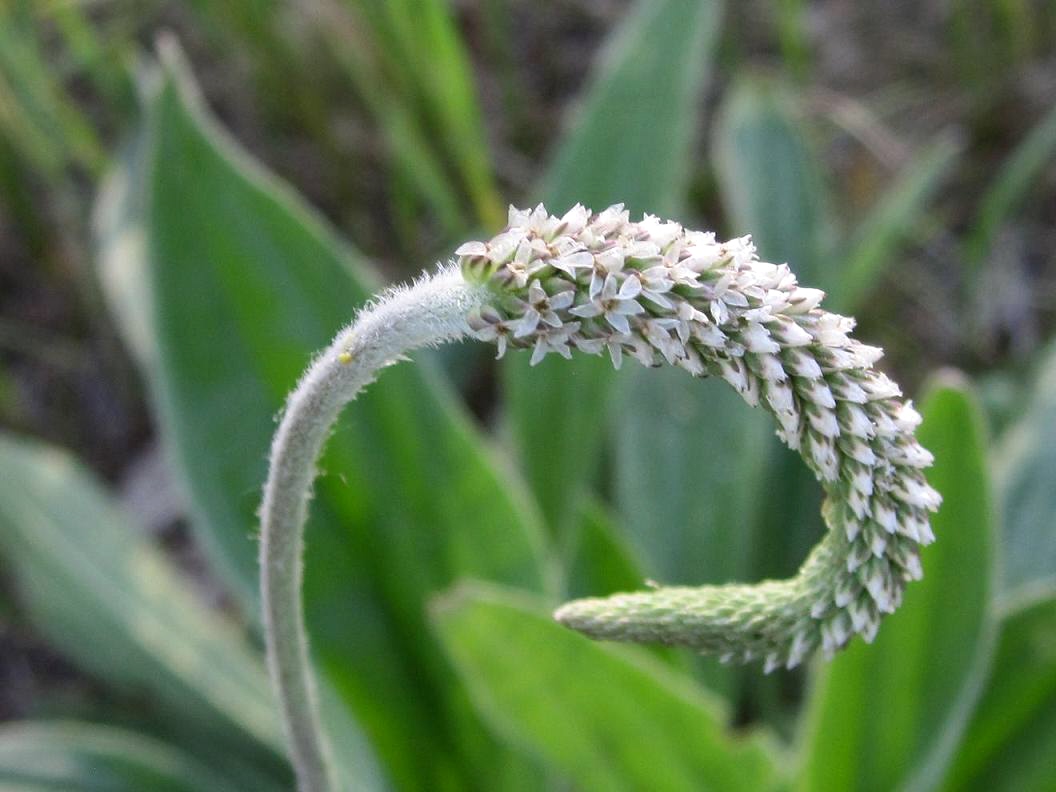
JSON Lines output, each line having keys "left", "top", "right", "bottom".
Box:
{"left": 259, "top": 267, "right": 487, "bottom": 792}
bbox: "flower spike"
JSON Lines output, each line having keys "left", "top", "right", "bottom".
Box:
{"left": 459, "top": 204, "right": 941, "bottom": 670}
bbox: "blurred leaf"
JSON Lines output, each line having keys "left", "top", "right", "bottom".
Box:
{"left": 504, "top": 0, "right": 723, "bottom": 538}
{"left": 798, "top": 381, "right": 995, "bottom": 792}
{"left": 537, "top": 0, "right": 721, "bottom": 218}
{"left": 942, "top": 590, "right": 1056, "bottom": 792}
{"left": 966, "top": 100, "right": 1056, "bottom": 265}
{"left": 993, "top": 340, "right": 1056, "bottom": 598}
{"left": 432, "top": 583, "right": 785, "bottom": 792}
{"left": 837, "top": 134, "right": 962, "bottom": 313}
{"left": 0, "top": 722, "right": 244, "bottom": 792}
{"left": 0, "top": 433, "right": 286, "bottom": 767}
{"left": 712, "top": 77, "right": 834, "bottom": 289}
{"left": 95, "top": 43, "right": 548, "bottom": 788}
{"left": 565, "top": 499, "right": 648, "bottom": 600}
{"left": 614, "top": 372, "right": 772, "bottom": 588}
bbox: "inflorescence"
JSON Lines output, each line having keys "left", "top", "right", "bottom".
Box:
{"left": 456, "top": 203, "right": 942, "bottom": 672}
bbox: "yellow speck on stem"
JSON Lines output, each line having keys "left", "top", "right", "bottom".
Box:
{"left": 337, "top": 351, "right": 353, "bottom": 364}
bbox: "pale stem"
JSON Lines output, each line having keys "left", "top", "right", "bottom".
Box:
{"left": 259, "top": 267, "right": 488, "bottom": 792}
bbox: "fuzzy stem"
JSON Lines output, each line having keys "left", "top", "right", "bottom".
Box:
{"left": 259, "top": 267, "right": 488, "bottom": 792}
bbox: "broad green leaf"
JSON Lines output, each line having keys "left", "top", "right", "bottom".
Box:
{"left": 837, "top": 134, "right": 962, "bottom": 313}
{"left": 614, "top": 372, "right": 772, "bottom": 588}
{"left": 432, "top": 583, "right": 785, "bottom": 792}
{"left": 0, "top": 722, "right": 244, "bottom": 792}
{"left": 712, "top": 77, "right": 834, "bottom": 290}
{"left": 965, "top": 101, "right": 1056, "bottom": 265}
{"left": 798, "top": 382, "right": 995, "bottom": 792}
{"left": 95, "top": 45, "right": 548, "bottom": 788}
{"left": 0, "top": 433, "right": 285, "bottom": 766}
{"left": 504, "top": 0, "right": 723, "bottom": 537}
{"left": 942, "top": 591, "right": 1056, "bottom": 792}
{"left": 993, "top": 341, "right": 1056, "bottom": 597}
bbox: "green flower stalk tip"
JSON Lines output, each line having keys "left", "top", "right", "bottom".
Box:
{"left": 261, "top": 203, "right": 940, "bottom": 791}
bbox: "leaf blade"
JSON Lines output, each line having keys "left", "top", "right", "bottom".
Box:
{"left": 432, "top": 583, "right": 785, "bottom": 792}
{"left": 0, "top": 722, "right": 248, "bottom": 792}
{"left": 95, "top": 45, "right": 549, "bottom": 788}
{"left": 504, "top": 0, "right": 724, "bottom": 536}
{"left": 797, "top": 382, "right": 995, "bottom": 792}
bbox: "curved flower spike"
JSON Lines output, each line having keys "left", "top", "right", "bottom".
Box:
{"left": 261, "top": 203, "right": 940, "bottom": 791}
{"left": 457, "top": 204, "right": 941, "bottom": 673}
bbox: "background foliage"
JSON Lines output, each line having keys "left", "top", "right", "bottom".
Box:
{"left": 1, "top": 0, "right": 1055, "bottom": 789}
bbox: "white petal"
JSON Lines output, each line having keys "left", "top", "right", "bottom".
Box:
{"left": 605, "top": 312, "right": 631, "bottom": 335}
{"left": 569, "top": 302, "right": 603, "bottom": 319}
{"left": 618, "top": 276, "right": 642, "bottom": 300}
{"left": 455, "top": 241, "right": 487, "bottom": 256}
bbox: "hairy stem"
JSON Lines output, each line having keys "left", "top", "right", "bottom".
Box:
{"left": 259, "top": 267, "right": 487, "bottom": 792}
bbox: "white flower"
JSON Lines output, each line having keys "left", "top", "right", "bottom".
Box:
{"left": 529, "top": 322, "right": 580, "bottom": 365}
{"left": 569, "top": 274, "right": 644, "bottom": 335}
{"left": 588, "top": 247, "right": 626, "bottom": 299}
{"left": 558, "top": 203, "right": 590, "bottom": 236}
{"left": 473, "top": 321, "right": 515, "bottom": 359}
{"left": 514, "top": 281, "right": 574, "bottom": 338}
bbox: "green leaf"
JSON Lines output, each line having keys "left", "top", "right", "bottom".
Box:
{"left": 432, "top": 583, "right": 785, "bottom": 792}
{"left": 0, "top": 722, "right": 245, "bottom": 792}
{"left": 95, "top": 44, "right": 548, "bottom": 789}
{"left": 837, "top": 134, "right": 962, "bottom": 313}
{"left": 614, "top": 372, "right": 772, "bottom": 588}
{"left": 712, "top": 77, "right": 834, "bottom": 289}
{"left": 565, "top": 499, "right": 648, "bottom": 600}
{"left": 993, "top": 341, "right": 1056, "bottom": 598}
{"left": 942, "top": 591, "right": 1056, "bottom": 792}
{"left": 504, "top": 0, "right": 724, "bottom": 537}
{"left": 798, "top": 381, "right": 995, "bottom": 792}
{"left": 965, "top": 101, "right": 1056, "bottom": 266}
{"left": 0, "top": 433, "right": 285, "bottom": 764}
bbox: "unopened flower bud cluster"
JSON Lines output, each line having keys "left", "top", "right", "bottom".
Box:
{"left": 457, "top": 203, "right": 941, "bottom": 671}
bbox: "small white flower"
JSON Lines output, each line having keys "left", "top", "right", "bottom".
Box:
{"left": 638, "top": 214, "right": 683, "bottom": 249}
{"left": 473, "top": 321, "right": 514, "bottom": 359}
{"left": 551, "top": 251, "right": 594, "bottom": 279}
{"left": 454, "top": 240, "right": 487, "bottom": 257}
{"left": 569, "top": 274, "right": 645, "bottom": 335}
{"left": 592, "top": 203, "right": 630, "bottom": 235}
{"left": 529, "top": 322, "right": 580, "bottom": 366}
{"left": 514, "top": 281, "right": 574, "bottom": 338}
{"left": 588, "top": 248, "right": 626, "bottom": 299}
{"left": 634, "top": 266, "right": 676, "bottom": 308}
{"left": 558, "top": 203, "right": 590, "bottom": 236}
